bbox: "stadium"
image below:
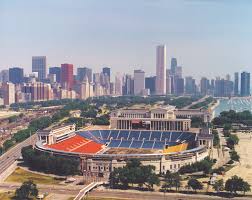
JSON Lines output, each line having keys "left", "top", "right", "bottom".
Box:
{"left": 35, "top": 106, "right": 213, "bottom": 176}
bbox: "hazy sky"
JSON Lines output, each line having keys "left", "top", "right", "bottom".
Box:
{"left": 1, "top": 0, "right": 252, "bottom": 80}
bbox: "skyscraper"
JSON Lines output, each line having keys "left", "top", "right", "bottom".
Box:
{"left": 115, "top": 73, "right": 122, "bottom": 96}
{"left": 32, "top": 56, "right": 47, "bottom": 81}
{"left": 0, "top": 70, "right": 9, "bottom": 83}
{"left": 175, "top": 78, "right": 184, "bottom": 96}
{"left": 156, "top": 45, "right": 166, "bottom": 95}
{"left": 102, "top": 67, "right": 111, "bottom": 82}
{"left": 234, "top": 72, "right": 239, "bottom": 96}
{"left": 145, "top": 76, "right": 156, "bottom": 95}
{"left": 200, "top": 77, "right": 210, "bottom": 95}
{"left": 123, "top": 74, "right": 134, "bottom": 95}
{"left": 171, "top": 58, "right": 177, "bottom": 75}
{"left": 134, "top": 69, "right": 145, "bottom": 95}
{"left": 185, "top": 76, "right": 196, "bottom": 95}
{"left": 49, "top": 67, "right": 61, "bottom": 83}
{"left": 241, "top": 71, "right": 250, "bottom": 97}
{"left": 9, "top": 67, "right": 24, "bottom": 84}
{"left": 61, "top": 63, "right": 74, "bottom": 90}
{"left": 2, "top": 82, "right": 15, "bottom": 105}
{"left": 77, "top": 67, "right": 92, "bottom": 83}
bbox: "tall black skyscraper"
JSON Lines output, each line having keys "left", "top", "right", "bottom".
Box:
{"left": 9, "top": 67, "right": 24, "bottom": 84}
{"left": 49, "top": 67, "right": 61, "bottom": 83}
{"left": 77, "top": 67, "right": 92, "bottom": 83}
{"left": 145, "top": 76, "right": 156, "bottom": 95}
{"left": 234, "top": 72, "right": 239, "bottom": 96}
{"left": 102, "top": 67, "right": 111, "bottom": 82}
{"left": 241, "top": 71, "right": 250, "bottom": 97}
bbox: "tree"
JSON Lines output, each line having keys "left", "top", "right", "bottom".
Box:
{"left": 212, "top": 179, "right": 224, "bottom": 193}
{"left": 229, "top": 150, "right": 240, "bottom": 162}
{"left": 187, "top": 178, "right": 203, "bottom": 192}
{"left": 226, "top": 135, "right": 239, "bottom": 149}
{"left": 15, "top": 180, "right": 38, "bottom": 200}
{"left": 225, "top": 175, "right": 251, "bottom": 195}
{"left": 163, "top": 171, "right": 181, "bottom": 191}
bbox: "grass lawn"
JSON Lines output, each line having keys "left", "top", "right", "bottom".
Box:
{"left": 5, "top": 167, "right": 63, "bottom": 185}
{"left": 0, "top": 191, "right": 14, "bottom": 200}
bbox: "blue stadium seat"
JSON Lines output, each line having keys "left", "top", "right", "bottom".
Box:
{"left": 161, "top": 132, "right": 171, "bottom": 141}
{"left": 117, "top": 130, "right": 129, "bottom": 139}
{"left": 153, "top": 141, "right": 165, "bottom": 149}
{"left": 109, "top": 130, "right": 119, "bottom": 139}
{"left": 119, "top": 140, "right": 131, "bottom": 148}
{"left": 142, "top": 140, "right": 154, "bottom": 149}
{"left": 100, "top": 130, "right": 110, "bottom": 140}
{"left": 128, "top": 131, "right": 140, "bottom": 140}
{"left": 130, "top": 140, "right": 143, "bottom": 148}
{"left": 108, "top": 140, "right": 121, "bottom": 148}
{"left": 150, "top": 131, "right": 162, "bottom": 141}
{"left": 139, "top": 131, "right": 151, "bottom": 140}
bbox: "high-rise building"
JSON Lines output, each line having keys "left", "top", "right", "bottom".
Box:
{"left": 175, "top": 78, "right": 184, "bottom": 96}
{"left": 241, "top": 71, "right": 250, "bottom": 97}
{"left": 175, "top": 66, "right": 182, "bottom": 78}
{"left": 214, "top": 79, "right": 234, "bottom": 97}
{"left": 0, "top": 70, "right": 9, "bottom": 83}
{"left": 2, "top": 82, "right": 15, "bottom": 105}
{"left": 61, "top": 63, "right": 74, "bottom": 90}
{"left": 115, "top": 74, "right": 122, "bottom": 96}
{"left": 93, "top": 73, "right": 101, "bottom": 84}
{"left": 9, "top": 67, "right": 24, "bottom": 84}
{"left": 102, "top": 67, "right": 111, "bottom": 82}
{"left": 145, "top": 76, "right": 156, "bottom": 95}
{"left": 171, "top": 58, "right": 177, "bottom": 75}
{"left": 200, "top": 77, "right": 210, "bottom": 95}
{"left": 185, "top": 76, "right": 196, "bottom": 95}
{"left": 77, "top": 67, "right": 92, "bottom": 83}
{"left": 234, "top": 72, "right": 239, "bottom": 96}
{"left": 32, "top": 56, "right": 47, "bottom": 81}
{"left": 123, "top": 74, "right": 134, "bottom": 95}
{"left": 156, "top": 45, "right": 166, "bottom": 95}
{"left": 49, "top": 67, "right": 61, "bottom": 83}
{"left": 134, "top": 70, "right": 145, "bottom": 95}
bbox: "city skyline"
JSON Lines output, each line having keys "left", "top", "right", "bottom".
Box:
{"left": 1, "top": 0, "right": 252, "bottom": 79}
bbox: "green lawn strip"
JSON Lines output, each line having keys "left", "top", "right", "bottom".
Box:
{"left": 5, "top": 167, "right": 62, "bottom": 185}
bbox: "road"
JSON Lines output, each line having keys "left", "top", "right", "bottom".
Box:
{"left": 0, "top": 182, "right": 80, "bottom": 195}
{"left": 0, "top": 134, "right": 37, "bottom": 176}
{"left": 88, "top": 190, "right": 251, "bottom": 200}
{"left": 183, "top": 95, "right": 209, "bottom": 109}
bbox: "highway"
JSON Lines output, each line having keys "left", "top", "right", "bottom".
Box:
{"left": 0, "top": 134, "right": 37, "bottom": 176}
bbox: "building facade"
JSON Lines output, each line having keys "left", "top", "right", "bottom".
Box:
{"left": 32, "top": 56, "right": 47, "bottom": 81}
{"left": 156, "top": 45, "right": 166, "bottom": 95}
{"left": 61, "top": 63, "right": 74, "bottom": 90}
{"left": 134, "top": 70, "right": 145, "bottom": 95}
{"left": 110, "top": 106, "right": 191, "bottom": 131}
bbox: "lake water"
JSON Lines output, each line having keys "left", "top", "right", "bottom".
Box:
{"left": 213, "top": 97, "right": 252, "bottom": 117}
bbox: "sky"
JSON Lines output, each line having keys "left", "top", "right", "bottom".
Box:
{"left": 1, "top": 0, "right": 252, "bottom": 81}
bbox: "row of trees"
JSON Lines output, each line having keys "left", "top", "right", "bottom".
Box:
{"left": 163, "top": 171, "right": 250, "bottom": 195}
{"left": 213, "top": 110, "right": 252, "bottom": 126}
{"left": 178, "top": 157, "right": 215, "bottom": 174}
{"left": 109, "top": 159, "right": 160, "bottom": 190}
{"left": 189, "top": 97, "right": 215, "bottom": 109}
{"left": 21, "top": 146, "right": 79, "bottom": 176}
